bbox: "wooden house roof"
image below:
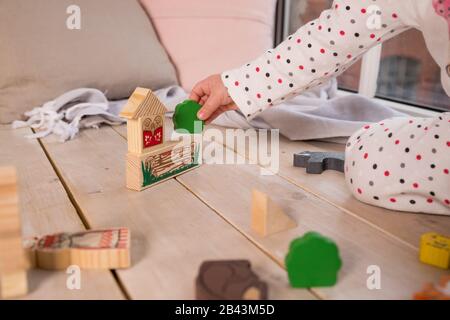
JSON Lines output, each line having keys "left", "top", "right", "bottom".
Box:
{"left": 119, "top": 87, "right": 168, "bottom": 120}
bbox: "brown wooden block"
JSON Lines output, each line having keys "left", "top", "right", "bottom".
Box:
{"left": 196, "top": 260, "right": 268, "bottom": 300}
{"left": 251, "top": 189, "right": 297, "bottom": 237}
{"left": 0, "top": 166, "right": 28, "bottom": 299}
{"left": 25, "top": 228, "right": 130, "bottom": 270}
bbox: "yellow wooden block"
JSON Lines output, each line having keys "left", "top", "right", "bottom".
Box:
{"left": 419, "top": 232, "right": 450, "bottom": 269}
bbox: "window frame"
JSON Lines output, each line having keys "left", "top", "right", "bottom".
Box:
{"left": 276, "top": 0, "right": 443, "bottom": 116}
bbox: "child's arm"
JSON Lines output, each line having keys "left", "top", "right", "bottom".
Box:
{"left": 191, "top": 0, "right": 410, "bottom": 122}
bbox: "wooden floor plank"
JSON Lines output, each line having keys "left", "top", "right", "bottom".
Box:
{"left": 200, "top": 124, "right": 450, "bottom": 248}
{"left": 115, "top": 122, "right": 446, "bottom": 299}
{"left": 38, "top": 126, "right": 315, "bottom": 300}
{"left": 177, "top": 160, "right": 447, "bottom": 299}
{"left": 0, "top": 126, "right": 124, "bottom": 299}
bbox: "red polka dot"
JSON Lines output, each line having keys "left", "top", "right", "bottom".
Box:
{"left": 278, "top": 79, "right": 283, "bottom": 84}
{"left": 335, "top": 4, "right": 339, "bottom": 9}
{"left": 357, "top": 188, "right": 362, "bottom": 194}
{"left": 444, "top": 169, "right": 449, "bottom": 174}
{"left": 413, "top": 183, "right": 419, "bottom": 189}
{"left": 427, "top": 198, "right": 433, "bottom": 204}
{"left": 416, "top": 155, "right": 422, "bottom": 160}
{"left": 390, "top": 198, "right": 396, "bottom": 203}
{"left": 392, "top": 13, "right": 398, "bottom": 18}
{"left": 380, "top": 123, "right": 385, "bottom": 126}
{"left": 424, "top": 127, "right": 428, "bottom": 131}
{"left": 446, "top": 141, "right": 449, "bottom": 147}
{"left": 320, "top": 48, "right": 325, "bottom": 54}
{"left": 256, "top": 93, "right": 261, "bottom": 99}
{"left": 377, "top": 37, "right": 381, "bottom": 42}
{"left": 364, "top": 153, "right": 368, "bottom": 159}
{"left": 384, "top": 171, "right": 390, "bottom": 177}
{"left": 370, "top": 33, "right": 376, "bottom": 39}
{"left": 395, "top": 140, "right": 400, "bottom": 145}
{"left": 299, "top": 65, "right": 304, "bottom": 70}
{"left": 234, "top": 81, "right": 239, "bottom": 86}
{"left": 318, "top": 25, "right": 322, "bottom": 30}
{"left": 276, "top": 55, "right": 281, "bottom": 60}
{"left": 347, "top": 54, "right": 352, "bottom": 59}
{"left": 340, "top": 30, "right": 345, "bottom": 36}
{"left": 255, "top": 67, "right": 260, "bottom": 72}
{"left": 297, "top": 38, "right": 301, "bottom": 43}
{"left": 361, "top": 8, "right": 367, "bottom": 14}
{"left": 364, "top": 125, "right": 370, "bottom": 129}
{"left": 445, "top": 199, "right": 450, "bottom": 205}
{"left": 384, "top": 128, "right": 389, "bottom": 132}
{"left": 409, "top": 120, "right": 413, "bottom": 124}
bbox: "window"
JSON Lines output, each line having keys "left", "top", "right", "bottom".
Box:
{"left": 279, "top": 0, "right": 449, "bottom": 112}
{"left": 376, "top": 30, "right": 449, "bottom": 111}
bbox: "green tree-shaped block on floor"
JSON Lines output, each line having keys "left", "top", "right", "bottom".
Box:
{"left": 173, "top": 100, "right": 204, "bottom": 134}
{"left": 285, "top": 231, "right": 342, "bottom": 288}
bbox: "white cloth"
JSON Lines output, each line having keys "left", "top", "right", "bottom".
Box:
{"left": 212, "top": 79, "right": 406, "bottom": 143}
{"left": 12, "top": 86, "right": 187, "bottom": 142}
{"left": 13, "top": 83, "right": 405, "bottom": 144}
{"left": 345, "top": 112, "right": 450, "bottom": 215}
{"left": 222, "top": 0, "right": 450, "bottom": 120}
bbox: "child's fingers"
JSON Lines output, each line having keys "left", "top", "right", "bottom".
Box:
{"left": 199, "top": 95, "right": 208, "bottom": 106}
{"left": 197, "top": 94, "right": 221, "bottom": 120}
{"left": 189, "top": 82, "right": 207, "bottom": 102}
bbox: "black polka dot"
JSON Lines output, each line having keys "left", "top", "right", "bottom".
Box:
{"left": 400, "top": 179, "right": 405, "bottom": 184}
{"left": 311, "top": 69, "right": 316, "bottom": 73}
{"left": 354, "top": 33, "right": 360, "bottom": 37}
{"left": 430, "top": 164, "right": 436, "bottom": 169}
{"left": 265, "top": 73, "right": 270, "bottom": 77}
{"left": 410, "top": 200, "right": 416, "bottom": 205}
{"left": 388, "top": 133, "right": 393, "bottom": 138}
{"left": 225, "top": 75, "right": 229, "bottom": 79}
{"left": 345, "top": 5, "right": 351, "bottom": 10}
{"left": 434, "top": 135, "right": 439, "bottom": 139}
{"left": 430, "top": 191, "right": 435, "bottom": 196}
{"left": 286, "top": 59, "right": 291, "bottom": 64}
{"left": 405, "top": 148, "right": 410, "bottom": 153}
{"left": 307, "top": 43, "right": 312, "bottom": 48}
{"left": 372, "top": 164, "right": 377, "bottom": 170}
{"left": 244, "top": 87, "right": 249, "bottom": 92}
{"left": 267, "top": 98, "right": 272, "bottom": 103}
{"left": 373, "top": 196, "right": 379, "bottom": 200}
{"left": 289, "top": 83, "right": 294, "bottom": 88}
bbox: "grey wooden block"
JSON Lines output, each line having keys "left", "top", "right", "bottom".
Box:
{"left": 293, "top": 151, "right": 345, "bottom": 174}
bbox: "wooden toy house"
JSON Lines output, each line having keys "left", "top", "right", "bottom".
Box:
{"left": 120, "top": 88, "right": 200, "bottom": 191}
{"left": 120, "top": 87, "right": 167, "bottom": 153}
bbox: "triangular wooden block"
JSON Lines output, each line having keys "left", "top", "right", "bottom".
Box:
{"left": 251, "top": 189, "right": 297, "bottom": 237}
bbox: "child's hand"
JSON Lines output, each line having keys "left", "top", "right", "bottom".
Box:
{"left": 189, "top": 74, "right": 238, "bottom": 123}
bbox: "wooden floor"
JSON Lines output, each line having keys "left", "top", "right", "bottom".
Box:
{"left": 0, "top": 119, "right": 449, "bottom": 300}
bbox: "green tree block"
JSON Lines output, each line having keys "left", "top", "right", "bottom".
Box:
{"left": 173, "top": 100, "right": 204, "bottom": 134}
{"left": 285, "top": 231, "right": 342, "bottom": 288}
